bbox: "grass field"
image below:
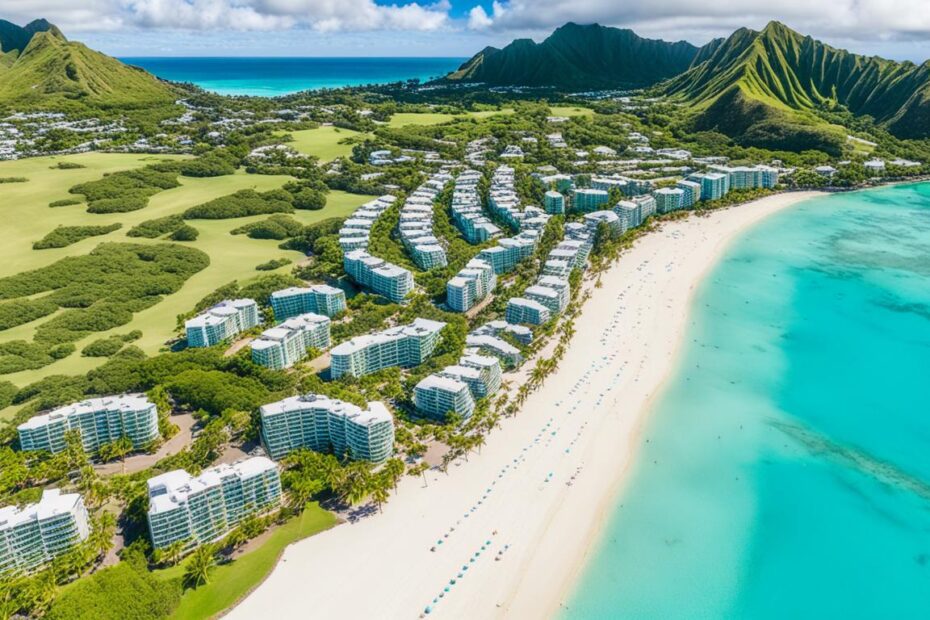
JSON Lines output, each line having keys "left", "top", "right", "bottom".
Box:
{"left": 386, "top": 109, "right": 513, "bottom": 127}
{"left": 0, "top": 153, "right": 372, "bottom": 391}
{"left": 156, "top": 503, "right": 338, "bottom": 620}
{"left": 550, "top": 105, "right": 594, "bottom": 117}
{"left": 286, "top": 125, "right": 366, "bottom": 161}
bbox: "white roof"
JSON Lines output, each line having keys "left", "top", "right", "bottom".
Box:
{"left": 19, "top": 393, "right": 153, "bottom": 432}
{"left": 0, "top": 489, "right": 83, "bottom": 531}
{"left": 148, "top": 456, "right": 277, "bottom": 515}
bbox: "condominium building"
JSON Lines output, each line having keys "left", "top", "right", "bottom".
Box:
{"left": 0, "top": 490, "right": 90, "bottom": 574}
{"left": 524, "top": 285, "right": 564, "bottom": 316}
{"left": 270, "top": 285, "right": 346, "bottom": 321}
{"left": 676, "top": 179, "right": 702, "bottom": 209}
{"left": 146, "top": 457, "right": 282, "bottom": 551}
{"left": 450, "top": 169, "right": 501, "bottom": 244}
{"left": 414, "top": 375, "right": 475, "bottom": 421}
{"left": 18, "top": 394, "right": 159, "bottom": 455}
{"left": 634, "top": 194, "right": 657, "bottom": 219}
{"left": 591, "top": 176, "right": 628, "bottom": 194}
{"left": 688, "top": 172, "right": 729, "bottom": 201}
{"left": 506, "top": 297, "right": 551, "bottom": 325}
{"left": 337, "top": 195, "right": 396, "bottom": 252}
{"left": 330, "top": 318, "right": 446, "bottom": 379}
{"left": 343, "top": 250, "right": 414, "bottom": 303}
{"left": 711, "top": 165, "right": 779, "bottom": 190}
{"left": 544, "top": 191, "right": 565, "bottom": 215}
{"left": 260, "top": 394, "right": 394, "bottom": 463}
{"left": 572, "top": 188, "right": 609, "bottom": 213}
{"left": 654, "top": 188, "right": 685, "bottom": 214}
{"left": 464, "top": 335, "right": 522, "bottom": 368}
{"left": 472, "top": 320, "right": 533, "bottom": 345}
{"left": 446, "top": 259, "right": 496, "bottom": 313}
{"left": 477, "top": 231, "right": 538, "bottom": 275}
{"left": 251, "top": 313, "right": 331, "bottom": 370}
{"left": 584, "top": 210, "right": 622, "bottom": 237}
{"left": 185, "top": 299, "right": 260, "bottom": 348}
{"left": 399, "top": 173, "right": 451, "bottom": 269}
{"left": 614, "top": 200, "right": 642, "bottom": 232}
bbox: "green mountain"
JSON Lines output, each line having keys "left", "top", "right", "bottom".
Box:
{"left": 663, "top": 21, "right": 930, "bottom": 149}
{"left": 446, "top": 22, "right": 700, "bottom": 89}
{"left": 0, "top": 18, "right": 178, "bottom": 110}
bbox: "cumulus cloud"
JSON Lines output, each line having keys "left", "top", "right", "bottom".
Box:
{"left": 0, "top": 0, "right": 452, "bottom": 32}
{"left": 466, "top": 0, "right": 930, "bottom": 43}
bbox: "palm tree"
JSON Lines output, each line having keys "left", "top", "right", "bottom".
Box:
{"left": 384, "top": 458, "right": 405, "bottom": 491}
{"left": 91, "top": 511, "right": 117, "bottom": 560}
{"left": 183, "top": 544, "right": 217, "bottom": 589}
{"left": 371, "top": 475, "right": 390, "bottom": 513}
{"left": 165, "top": 539, "right": 186, "bottom": 567}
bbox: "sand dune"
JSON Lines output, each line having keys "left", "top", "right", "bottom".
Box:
{"left": 228, "top": 191, "right": 823, "bottom": 619}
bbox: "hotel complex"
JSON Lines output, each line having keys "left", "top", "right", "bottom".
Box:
{"left": 446, "top": 258, "right": 496, "bottom": 313}
{"left": 18, "top": 394, "right": 160, "bottom": 455}
{"left": 270, "top": 285, "right": 346, "bottom": 320}
{"left": 414, "top": 353, "right": 503, "bottom": 421}
{"left": 0, "top": 490, "right": 90, "bottom": 574}
{"left": 344, "top": 249, "right": 414, "bottom": 303}
{"left": 330, "top": 318, "right": 446, "bottom": 379}
{"left": 337, "top": 195, "right": 396, "bottom": 253}
{"left": 146, "top": 457, "right": 282, "bottom": 551}
{"left": 260, "top": 394, "right": 395, "bottom": 463}
{"left": 251, "top": 313, "right": 331, "bottom": 370}
{"left": 185, "top": 299, "right": 260, "bottom": 348}
{"left": 450, "top": 169, "right": 501, "bottom": 244}
{"left": 398, "top": 173, "right": 451, "bottom": 270}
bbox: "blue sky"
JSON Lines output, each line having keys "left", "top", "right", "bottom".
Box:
{"left": 3, "top": 0, "right": 930, "bottom": 61}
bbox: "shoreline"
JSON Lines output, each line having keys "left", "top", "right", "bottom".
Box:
{"left": 228, "top": 190, "right": 825, "bottom": 620}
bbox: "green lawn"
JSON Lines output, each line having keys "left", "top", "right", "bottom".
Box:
{"left": 0, "top": 153, "right": 372, "bottom": 390}
{"left": 157, "top": 503, "right": 338, "bottom": 620}
{"left": 386, "top": 109, "right": 513, "bottom": 127}
{"left": 549, "top": 105, "right": 594, "bottom": 117}
{"left": 286, "top": 125, "right": 366, "bottom": 161}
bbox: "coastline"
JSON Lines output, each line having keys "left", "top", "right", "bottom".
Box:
{"left": 228, "top": 190, "right": 824, "bottom": 620}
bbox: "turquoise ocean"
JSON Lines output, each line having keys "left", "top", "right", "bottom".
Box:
{"left": 566, "top": 183, "right": 930, "bottom": 618}
{"left": 119, "top": 57, "right": 465, "bottom": 96}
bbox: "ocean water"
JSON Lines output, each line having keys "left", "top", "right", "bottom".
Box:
{"left": 119, "top": 57, "right": 465, "bottom": 96}
{"left": 566, "top": 183, "right": 930, "bottom": 618}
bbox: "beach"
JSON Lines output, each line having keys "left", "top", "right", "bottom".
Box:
{"left": 228, "top": 191, "right": 823, "bottom": 620}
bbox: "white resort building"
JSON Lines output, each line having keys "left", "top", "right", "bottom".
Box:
{"left": 270, "top": 285, "right": 346, "bottom": 320}
{"left": 0, "top": 490, "right": 91, "bottom": 574}
{"left": 185, "top": 299, "right": 260, "bottom": 348}
{"left": 260, "top": 394, "right": 394, "bottom": 463}
{"left": 330, "top": 318, "right": 446, "bottom": 379}
{"left": 146, "top": 457, "right": 282, "bottom": 551}
{"left": 18, "top": 394, "right": 160, "bottom": 455}
{"left": 251, "top": 313, "right": 331, "bottom": 370}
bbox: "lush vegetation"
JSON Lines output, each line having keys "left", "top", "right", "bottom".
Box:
{"left": 231, "top": 215, "right": 305, "bottom": 240}
{"left": 255, "top": 258, "right": 292, "bottom": 271}
{"left": 182, "top": 189, "right": 294, "bottom": 219}
{"left": 69, "top": 165, "right": 181, "bottom": 214}
{"left": 127, "top": 215, "right": 186, "bottom": 239}
{"left": 48, "top": 198, "right": 82, "bottom": 208}
{"left": 32, "top": 223, "right": 122, "bottom": 249}
{"left": 0, "top": 243, "right": 208, "bottom": 374}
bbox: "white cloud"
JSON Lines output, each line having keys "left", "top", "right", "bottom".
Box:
{"left": 466, "top": 0, "right": 930, "bottom": 44}
{"left": 0, "top": 0, "right": 452, "bottom": 32}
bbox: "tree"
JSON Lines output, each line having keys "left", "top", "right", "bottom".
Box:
{"left": 371, "top": 474, "right": 391, "bottom": 513}
{"left": 183, "top": 544, "right": 217, "bottom": 589}
{"left": 164, "top": 539, "right": 186, "bottom": 567}
{"left": 293, "top": 188, "right": 327, "bottom": 210}
{"left": 91, "top": 512, "right": 117, "bottom": 560}
{"left": 384, "top": 458, "right": 405, "bottom": 492}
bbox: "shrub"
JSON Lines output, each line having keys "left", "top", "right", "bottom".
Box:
{"left": 49, "top": 198, "right": 82, "bottom": 208}
{"left": 70, "top": 166, "right": 180, "bottom": 213}
{"left": 0, "top": 380, "right": 16, "bottom": 409}
{"left": 182, "top": 189, "right": 294, "bottom": 220}
{"left": 44, "top": 561, "right": 182, "bottom": 620}
{"left": 33, "top": 224, "right": 122, "bottom": 250}
{"left": 85, "top": 195, "right": 148, "bottom": 214}
{"left": 169, "top": 224, "right": 199, "bottom": 241}
{"left": 0, "top": 177, "right": 27, "bottom": 183}
{"left": 293, "top": 187, "right": 327, "bottom": 210}
{"left": 231, "top": 215, "right": 304, "bottom": 240}
{"left": 81, "top": 336, "right": 125, "bottom": 357}
{"left": 50, "top": 162, "right": 86, "bottom": 170}
{"left": 256, "top": 258, "right": 292, "bottom": 271}
{"left": 127, "top": 215, "right": 185, "bottom": 238}
{"left": 178, "top": 151, "right": 238, "bottom": 177}
{"left": 0, "top": 298, "right": 59, "bottom": 330}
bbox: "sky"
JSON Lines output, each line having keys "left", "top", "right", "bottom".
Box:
{"left": 3, "top": 0, "right": 930, "bottom": 61}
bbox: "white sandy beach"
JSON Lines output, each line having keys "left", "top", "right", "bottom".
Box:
{"left": 229, "top": 191, "right": 823, "bottom": 620}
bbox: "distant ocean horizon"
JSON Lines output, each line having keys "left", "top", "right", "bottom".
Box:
{"left": 119, "top": 57, "right": 466, "bottom": 96}
{"left": 566, "top": 183, "right": 930, "bottom": 618}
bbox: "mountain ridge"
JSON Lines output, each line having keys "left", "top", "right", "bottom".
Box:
{"left": 447, "top": 22, "right": 701, "bottom": 89}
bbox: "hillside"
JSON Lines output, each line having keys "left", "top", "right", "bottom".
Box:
{"left": 0, "top": 18, "right": 178, "bottom": 110}
{"left": 446, "top": 22, "right": 700, "bottom": 89}
{"left": 663, "top": 21, "right": 930, "bottom": 149}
